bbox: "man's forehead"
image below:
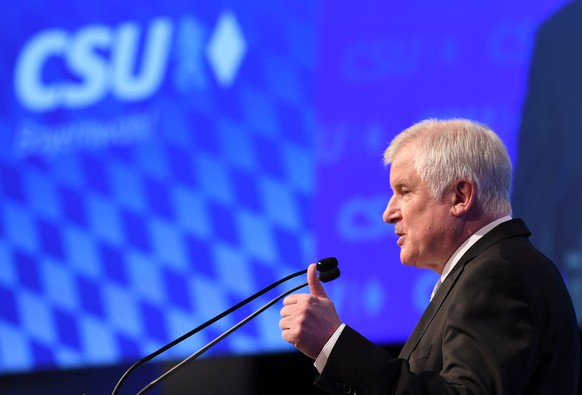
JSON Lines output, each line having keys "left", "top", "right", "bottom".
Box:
{"left": 390, "top": 166, "right": 421, "bottom": 187}
{"left": 390, "top": 151, "right": 416, "bottom": 174}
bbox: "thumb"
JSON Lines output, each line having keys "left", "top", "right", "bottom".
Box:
{"left": 307, "top": 263, "right": 329, "bottom": 298}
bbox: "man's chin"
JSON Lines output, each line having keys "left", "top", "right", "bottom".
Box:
{"left": 399, "top": 254, "right": 414, "bottom": 267}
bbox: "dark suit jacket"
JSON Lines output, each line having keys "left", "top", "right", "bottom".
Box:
{"left": 315, "top": 219, "right": 580, "bottom": 394}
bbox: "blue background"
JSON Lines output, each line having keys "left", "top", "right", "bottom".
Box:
{"left": 0, "top": 0, "right": 579, "bottom": 379}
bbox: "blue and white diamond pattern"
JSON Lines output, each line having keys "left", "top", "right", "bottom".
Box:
{"left": 0, "top": 1, "right": 317, "bottom": 374}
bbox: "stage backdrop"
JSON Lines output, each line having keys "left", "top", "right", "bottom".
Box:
{"left": 0, "top": 0, "right": 577, "bottom": 376}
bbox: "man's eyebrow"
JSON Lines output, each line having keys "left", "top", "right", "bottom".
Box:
{"left": 391, "top": 180, "right": 408, "bottom": 189}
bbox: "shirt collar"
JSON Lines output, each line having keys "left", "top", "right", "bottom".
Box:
{"left": 440, "top": 215, "right": 512, "bottom": 281}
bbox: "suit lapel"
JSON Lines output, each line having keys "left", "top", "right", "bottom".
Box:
{"left": 398, "top": 264, "right": 462, "bottom": 358}
{"left": 398, "top": 219, "right": 531, "bottom": 359}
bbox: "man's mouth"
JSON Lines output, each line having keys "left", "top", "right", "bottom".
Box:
{"left": 396, "top": 233, "right": 405, "bottom": 246}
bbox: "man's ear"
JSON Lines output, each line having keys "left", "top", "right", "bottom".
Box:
{"left": 451, "top": 180, "right": 475, "bottom": 216}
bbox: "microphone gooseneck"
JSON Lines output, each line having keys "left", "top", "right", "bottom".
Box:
{"left": 136, "top": 282, "right": 309, "bottom": 395}
{"left": 112, "top": 257, "right": 339, "bottom": 395}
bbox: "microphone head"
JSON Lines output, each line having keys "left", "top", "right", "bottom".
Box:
{"left": 319, "top": 267, "right": 340, "bottom": 283}
{"left": 316, "top": 257, "right": 338, "bottom": 272}
{"left": 316, "top": 257, "right": 340, "bottom": 283}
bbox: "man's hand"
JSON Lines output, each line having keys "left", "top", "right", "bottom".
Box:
{"left": 279, "top": 263, "right": 342, "bottom": 359}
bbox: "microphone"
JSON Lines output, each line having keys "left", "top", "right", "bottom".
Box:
{"left": 112, "top": 257, "right": 339, "bottom": 395}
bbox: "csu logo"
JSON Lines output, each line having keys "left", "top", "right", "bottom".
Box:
{"left": 14, "top": 12, "right": 246, "bottom": 112}
{"left": 15, "top": 19, "right": 172, "bottom": 112}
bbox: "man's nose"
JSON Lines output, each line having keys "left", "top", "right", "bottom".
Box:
{"left": 383, "top": 196, "right": 399, "bottom": 224}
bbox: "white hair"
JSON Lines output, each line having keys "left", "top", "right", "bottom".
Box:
{"left": 384, "top": 118, "right": 512, "bottom": 217}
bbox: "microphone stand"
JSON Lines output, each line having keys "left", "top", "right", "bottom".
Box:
{"left": 111, "top": 269, "right": 306, "bottom": 395}
{"left": 136, "top": 281, "right": 309, "bottom": 395}
{"left": 111, "top": 257, "right": 338, "bottom": 395}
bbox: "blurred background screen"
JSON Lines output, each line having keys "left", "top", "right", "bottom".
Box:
{"left": 1, "top": 0, "right": 579, "bottom": 378}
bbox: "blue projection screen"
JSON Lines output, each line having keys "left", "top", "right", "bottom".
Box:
{"left": 0, "top": 0, "right": 317, "bottom": 373}
{"left": 0, "top": 0, "right": 577, "bottom": 375}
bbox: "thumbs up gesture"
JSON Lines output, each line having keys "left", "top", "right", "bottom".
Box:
{"left": 279, "top": 263, "right": 342, "bottom": 359}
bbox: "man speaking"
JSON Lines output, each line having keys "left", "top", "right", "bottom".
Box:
{"left": 279, "top": 119, "right": 580, "bottom": 394}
